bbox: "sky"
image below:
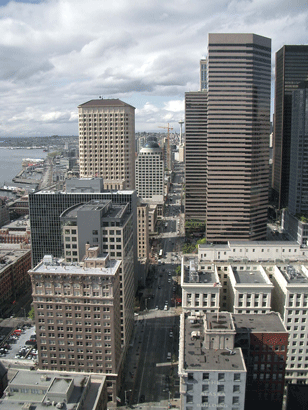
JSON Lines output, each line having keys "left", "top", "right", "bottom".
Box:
{"left": 0, "top": 0, "right": 307, "bottom": 137}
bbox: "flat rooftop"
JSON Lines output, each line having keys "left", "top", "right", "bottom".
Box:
{"left": 32, "top": 257, "right": 121, "bottom": 276}
{"left": 232, "top": 266, "right": 267, "bottom": 284}
{"left": 232, "top": 312, "right": 287, "bottom": 333}
{"left": 183, "top": 269, "right": 217, "bottom": 284}
{"left": 2, "top": 370, "right": 103, "bottom": 410}
{"left": 0, "top": 247, "right": 30, "bottom": 274}
{"left": 183, "top": 314, "right": 245, "bottom": 372}
{"left": 278, "top": 265, "right": 308, "bottom": 284}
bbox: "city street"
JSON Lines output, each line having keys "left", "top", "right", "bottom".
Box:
{"left": 119, "top": 163, "right": 184, "bottom": 408}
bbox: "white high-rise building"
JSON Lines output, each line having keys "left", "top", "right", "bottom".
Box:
{"left": 78, "top": 99, "right": 135, "bottom": 190}
{"left": 135, "top": 141, "right": 164, "bottom": 200}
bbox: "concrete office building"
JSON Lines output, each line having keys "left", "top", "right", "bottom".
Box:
{"left": 29, "top": 179, "right": 137, "bottom": 270}
{"left": 135, "top": 141, "right": 164, "bottom": 200}
{"left": 184, "top": 91, "right": 207, "bottom": 224}
{"left": 181, "top": 257, "right": 221, "bottom": 313}
{"left": 183, "top": 241, "right": 308, "bottom": 384}
{"left": 78, "top": 99, "right": 135, "bottom": 190}
{"left": 179, "top": 312, "right": 247, "bottom": 410}
{"left": 29, "top": 249, "right": 121, "bottom": 402}
{"left": 59, "top": 200, "right": 134, "bottom": 349}
{"left": 206, "top": 33, "right": 271, "bottom": 241}
{"left": 272, "top": 45, "right": 308, "bottom": 209}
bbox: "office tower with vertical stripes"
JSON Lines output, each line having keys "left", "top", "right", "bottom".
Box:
{"left": 206, "top": 33, "right": 271, "bottom": 242}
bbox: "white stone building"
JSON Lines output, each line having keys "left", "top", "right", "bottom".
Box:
{"left": 179, "top": 312, "right": 246, "bottom": 410}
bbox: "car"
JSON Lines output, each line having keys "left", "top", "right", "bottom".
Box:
{"left": 158, "top": 285, "right": 161, "bottom": 289}
{"left": 155, "top": 306, "right": 159, "bottom": 310}
{"left": 165, "top": 300, "right": 168, "bottom": 305}
{"left": 164, "top": 305, "right": 168, "bottom": 311}
{"left": 167, "top": 352, "right": 171, "bottom": 360}
{"left": 168, "top": 272, "right": 171, "bottom": 276}
{"left": 169, "top": 331, "right": 174, "bottom": 338}
{"left": 168, "top": 279, "right": 171, "bottom": 283}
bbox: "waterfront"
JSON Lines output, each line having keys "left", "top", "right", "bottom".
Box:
{"left": 0, "top": 148, "right": 47, "bottom": 188}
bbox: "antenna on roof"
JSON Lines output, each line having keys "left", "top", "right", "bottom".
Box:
{"left": 99, "top": 96, "right": 103, "bottom": 99}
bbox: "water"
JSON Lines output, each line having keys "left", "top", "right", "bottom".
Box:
{"left": 0, "top": 147, "right": 47, "bottom": 187}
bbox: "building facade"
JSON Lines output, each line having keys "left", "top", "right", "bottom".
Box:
{"left": 29, "top": 180, "right": 137, "bottom": 270}
{"left": 233, "top": 313, "right": 288, "bottom": 410}
{"left": 288, "top": 82, "right": 308, "bottom": 215}
{"left": 206, "top": 33, "right": 271, "bottom": 241}
{"left": 272, "top": 45, "right": 308, "bottom": 209}
{"left": 179, "top": 312, "right": 247, "bottom": 410}
{"left": 184, "top": 91, "right": 207, "bottom": 225}
{"left": 78, "top": 99, "right": 135, "bottom": 190}
{"left": 29, "top": 250, "right": 121, "bottom": 402}
{"left": 135, "top": 142, "right": 164, "bottom": 200}
{"left": 59, "top": 200, "right": 134, "bottom": 349}
{"left": 0, "top": 244, "right": 31, "bottom": 316}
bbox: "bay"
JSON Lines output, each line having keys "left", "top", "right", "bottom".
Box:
{"left": 0, "top": 148, "right": 47, "bottom": 187}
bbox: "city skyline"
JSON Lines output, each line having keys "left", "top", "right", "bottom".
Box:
{"left": 0, "top": 0, "right": 306, "bottom": 136}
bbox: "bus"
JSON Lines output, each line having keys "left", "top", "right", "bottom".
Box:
{"left": 159, "top": 249, "right": 163, "bottom": 258}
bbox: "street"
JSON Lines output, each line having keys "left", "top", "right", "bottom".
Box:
{"left": 119, "top": 162, "right": 184, "bottom": 408}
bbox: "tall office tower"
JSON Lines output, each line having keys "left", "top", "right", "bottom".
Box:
{"left": 29, "top": 249, "right": 122, "bottom": 401}
{"left": 78, "top": 99, "right": 135, "bottom": 190}
{"left": 184, "top": 91, "right": 207, "bottom": 225}
{"left": 206, "top": 33, "right": 271, "bottom": 241}
{"left": 272, "top": 45, "right": 308, "bottom": 209}
{"left": 135, "top": 141, "right": 164, "bottom": 200}
{"left": 200, "top": 58, "right": 207, "bottom": 91}
{"left": 288, "top": 82, "right": 308, "bottom": 215}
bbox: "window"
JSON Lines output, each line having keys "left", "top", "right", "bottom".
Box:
{"left": 232, "top": 397, "right": 239, "bottom": 405}
{"left": 201, "top": 396, "right": 208, "bottom": 403}
{"left": 186, "top": 395, "right": 193, "bottom": 404}
{"left": 217, "top": 385, "right": 224, "bottom": 393}
{"left": 233, "top": 385, "right": 240, "bottom": 393}
{"left": 203, "top": 373, "right": 209, "bottom": 380}
{"left": 234, "top": 374, "right": 241, "bottom": 381}
{"left": 218, "top": 373, "right": 224, "bottom": 381}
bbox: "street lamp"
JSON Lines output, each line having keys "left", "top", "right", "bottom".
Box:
{"left": 125, "top": 389, "right": 132, "bottom": 406}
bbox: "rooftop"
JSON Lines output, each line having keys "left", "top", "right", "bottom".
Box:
{"left": 2, "top": 370, "right": 101, "bottom": 410}
{"left": 78, "top": 99, "right": 135, "bottom": 109}
{"left": 0, "top": 246, "right": 30, "bottom": 273}
{"left": 232, "top": 312, "right": 287, "bottom": 333}
{"left": 183, "top": 314, "right": 245, "bottom": 372}
{"left": 278, "top": 265, "right": 308, "bottom": 284}
{"left": 232, "top": 266, "right": 267, "bottom": 284}
{"left": 32, "top": 256, "right": 121, "bottom": 277}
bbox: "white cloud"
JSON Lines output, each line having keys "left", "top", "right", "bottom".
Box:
{"left": 0, "top": 0, "right": 306, "bottom": 135}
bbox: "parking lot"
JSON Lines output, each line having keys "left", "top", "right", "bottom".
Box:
{"left": 0, "top": 323, "right": 37, "bottom": 364}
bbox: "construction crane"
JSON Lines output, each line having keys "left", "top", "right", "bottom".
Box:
{"left": 158, "top": 123, "right": 173, "bottom": 171}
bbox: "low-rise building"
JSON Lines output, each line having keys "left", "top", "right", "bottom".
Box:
{"left": 0, "top": 244, "right": 31, "bottom": 316}
{"left": 1, "top": 370, "right": 108, "bottom": 410}
{"left": 179, "top": 312, "right": 247, "bottom": 410}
